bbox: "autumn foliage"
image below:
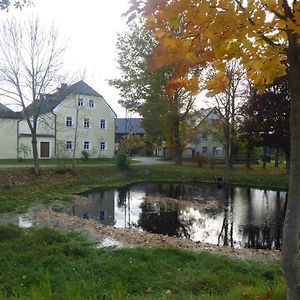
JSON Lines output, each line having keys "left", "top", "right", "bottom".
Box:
{"left": 127, "top": 0, "right": 299, "bottom": 95}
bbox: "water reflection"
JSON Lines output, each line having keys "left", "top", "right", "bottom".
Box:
{"left": 64, "top": 183, "right": 287, "bottom": 250}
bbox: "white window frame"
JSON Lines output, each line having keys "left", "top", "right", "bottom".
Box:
{"left": 83, "top": 117, "right": 91, "bottom": 128}
{"left": 78, "top": 97, "right": 84, "bottom": 107}
{"left": 202, "top": 146, "right": 208, "bottom": 155}
{"left": 83, "top": 141, "right": 91, "bottom": 151}
{"left": 65, "top": 116, "right": 73, "bottom": 127}
{"left": 66, "top": 141, "right": 73, "bottom": 151}
{"left": 202, "top": 132, "right": 208, "bottom": 140}
{"left": 99, "top": 118, "right": 107, "bottom": 130}
{"left": 100, "top": 141, "right": 107, "bottom": 151}
{"left": 89, "top": 99, "right": 95, "bottom": 108}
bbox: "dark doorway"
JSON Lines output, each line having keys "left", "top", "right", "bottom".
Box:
{"left": 40, "top": 142, "right": 50, "bottom": 158}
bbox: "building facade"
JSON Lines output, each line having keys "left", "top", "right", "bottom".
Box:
{"left": 183, "top": 108, "right": 225, "bottom": 159}
{"left": 0, "top": 81, "right": 116, "bottom": 159}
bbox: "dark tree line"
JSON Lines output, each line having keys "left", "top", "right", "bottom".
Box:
{"left": 240, "top": 76, "right": 290, "bottom": 171}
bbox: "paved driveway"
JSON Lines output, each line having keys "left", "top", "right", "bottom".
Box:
{"left": 132, "top": 156, "right": 172, "bottom": 165}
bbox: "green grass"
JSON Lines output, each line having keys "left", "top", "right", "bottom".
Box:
{"left": 0, "top": 225, "right": 286, "bottom": 300}
{"left": 0, "top": 163, "right": 288, "bottom": 214}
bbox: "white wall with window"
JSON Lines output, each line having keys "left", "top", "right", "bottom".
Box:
{"left": 100, "top": 141, "right": 107, "bottom": 151}
{"left": 89, "top": 99, "right": 95, "bottom": 108}
{"left": 78, "top": 97, "right": 84, "bottom": 107}
{"left": 66, "top": 140, "right": 74, "bottom": 151}
{"left": 83, "top": 117, "right": 90, "bottom": 128}
{"left": 55, "top": 90, "right": 116, "bottom": 159}
{"left": 100, "top": 118, "right": 107, "bottom": 129}
{"left": 83, "top": 141, "right": 91, "bottom": 150}
{"left": 65, "top": 116, "right": 73, "bottom": 127}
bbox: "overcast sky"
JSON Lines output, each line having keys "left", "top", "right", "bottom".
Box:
{"left": 6, "top": 0, "right": 131, "bottom": 117}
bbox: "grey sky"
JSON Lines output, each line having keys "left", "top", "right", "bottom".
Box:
{"left": 7, "top": 0, "right": 130, "bottom": 117}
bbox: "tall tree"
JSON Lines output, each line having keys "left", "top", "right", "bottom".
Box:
{"left": 127, "top": 1, "right": 300, "bottom": 298}
{"left": 240, "top": 76, "right": 290, "bottom": 171}
{"left": 207, "top": 60, "right": 247, "bottom": 169}
{"left": 110, "top": 21, "right": 198, "bottom": 164}
{"left": 0, "top": 16, "right": 64, "bottom": 175}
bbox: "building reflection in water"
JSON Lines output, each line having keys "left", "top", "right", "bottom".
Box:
{"left": 66, "top": 183, "right": 287, "bottom": 250}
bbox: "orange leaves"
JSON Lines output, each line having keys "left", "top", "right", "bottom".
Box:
{"left": 127, "top": 0, "right": 292, "bottom": 96}
{"left": 165, "top": 76, "right": 199, "bottom": 96}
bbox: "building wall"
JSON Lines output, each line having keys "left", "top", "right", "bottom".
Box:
{"left": 18, "top": 113, "right": 56, "bottom": 159}
{"left": 54, "top": 93, "right": 116, "bottom": 159}
{"left": 0, "top": 118, "right": 18, "bottom": 159}
{"left": 18, "top": 136, "right": 55, "bottom": 159}
{"left": 186, "top": 108, "right": 225, "bottom": 158}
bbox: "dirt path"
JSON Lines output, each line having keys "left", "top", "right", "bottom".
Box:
{"left": 36, "top": 209, "right": 281, "bottom": 261}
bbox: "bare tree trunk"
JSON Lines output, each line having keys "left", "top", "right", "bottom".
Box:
{"left": 31, "top": 133, "right": 40, "bottom": 176}
{"left": 274, "top": 148, "right": 279, "bottom": 168}
{"left": 282, "top": 40, "right": 300, "bottom": 300}
{"left": 246, "top": 144, "right": 252, "bottom": 169}
{"left": 262, "top": 146, "right": 267, "bottom": 169}
{"left": 285, "top": 150, "right": 290, "bottom": 175}
{"left": 224, "top": 124, "right": 231, "bottom": 170}
{"left": 72, "top": 101, "right": 79, "bottom": 168}
{"left": 173, "top": 114, "right": 182, "bottom": 165}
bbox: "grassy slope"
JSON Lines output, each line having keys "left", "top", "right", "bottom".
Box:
{"left": 0, "top": 225, "right": 285, "bottom": 300}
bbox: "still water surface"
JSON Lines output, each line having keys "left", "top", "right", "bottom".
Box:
{"left": 63, "top": 182, "right": 287, "bottom": 250}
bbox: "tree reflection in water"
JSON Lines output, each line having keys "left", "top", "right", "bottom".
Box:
{"left": 137, "top": 200, "right": 193, "bottom": 239}
{"left": 70, "top": 182, "right": 287, "bottom": 250}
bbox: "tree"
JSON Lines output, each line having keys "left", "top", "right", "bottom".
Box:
{"left": 127, "top": 1, "right": 300, "bottom": 298}
{"left": 207, "top": 60, "right": 247, "bottom": 169}
{"left": 110, "top": 21, "right": 198, "bottom": 164}
{"left": 0, "top": 16, "right": 64, "bottom": 175}
{"left": 119, "top": 133, "right": 145, "bottom": 155}
{"left": 240, "top": 76, "right": 290, "bottom": 171}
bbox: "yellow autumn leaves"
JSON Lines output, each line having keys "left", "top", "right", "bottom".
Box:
{"left": 130, "top": 0, "right": 299, "bottom": 97}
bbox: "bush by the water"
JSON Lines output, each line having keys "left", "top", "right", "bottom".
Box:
{"left": 116, "top": 146, "right": 130, "bottom": 169}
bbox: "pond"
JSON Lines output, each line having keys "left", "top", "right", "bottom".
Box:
{"left": 62, "top": 182, "right": 287, "bottom": 250}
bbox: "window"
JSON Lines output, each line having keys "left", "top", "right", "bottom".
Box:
{"left": 202, "top": 146, "right": 208, "bottom": 155}
{"left": 100, "top": 118, "right": 106, "bottom": 129}
{"left": 66, "top": 116, "right": 73, "bottom": 127}
{"left": 83, "top": 141, "right": 90, "bottom": 150}
{"left": 78, "top": 97, "right": 83, "bottom": 107}
{"left": 213, "top": 146, "right": 217, "bottom": 155}
{"left": 100, "top": 141, "right": 107, "bottom": 151}
{"left": 202, "top": 132, "right": 208, "bottom": 140}
{"left": 66, "top": 141, "right": 73, "bottom": 151}
{"left": 89, "top": 99, "right": 95, "bottom": 108}
{"left": 83, "top": 117, "right": 90, "bottom": 128}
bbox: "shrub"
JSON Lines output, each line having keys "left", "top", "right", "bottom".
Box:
{"left": 193, "top": 154, "right": 207, "bottom": 167}
{"left": 116, "top": 146, "right": 130, "bottom": 170}
{"left": 81, "top": 150, "right": 90, "bottom": 161}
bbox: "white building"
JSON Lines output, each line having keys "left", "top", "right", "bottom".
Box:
{"left": 183, "top": 108, "right": 225, "bottom": 159}
{"left": 0, "top": 81, "right": 116, "bottom": 159}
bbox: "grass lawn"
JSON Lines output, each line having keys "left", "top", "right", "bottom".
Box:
{"left": 0, "top": 162, "right": 289, "bottom": 299}
{"left": 0, "top": 225, "right": 286, "bottom": 300}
